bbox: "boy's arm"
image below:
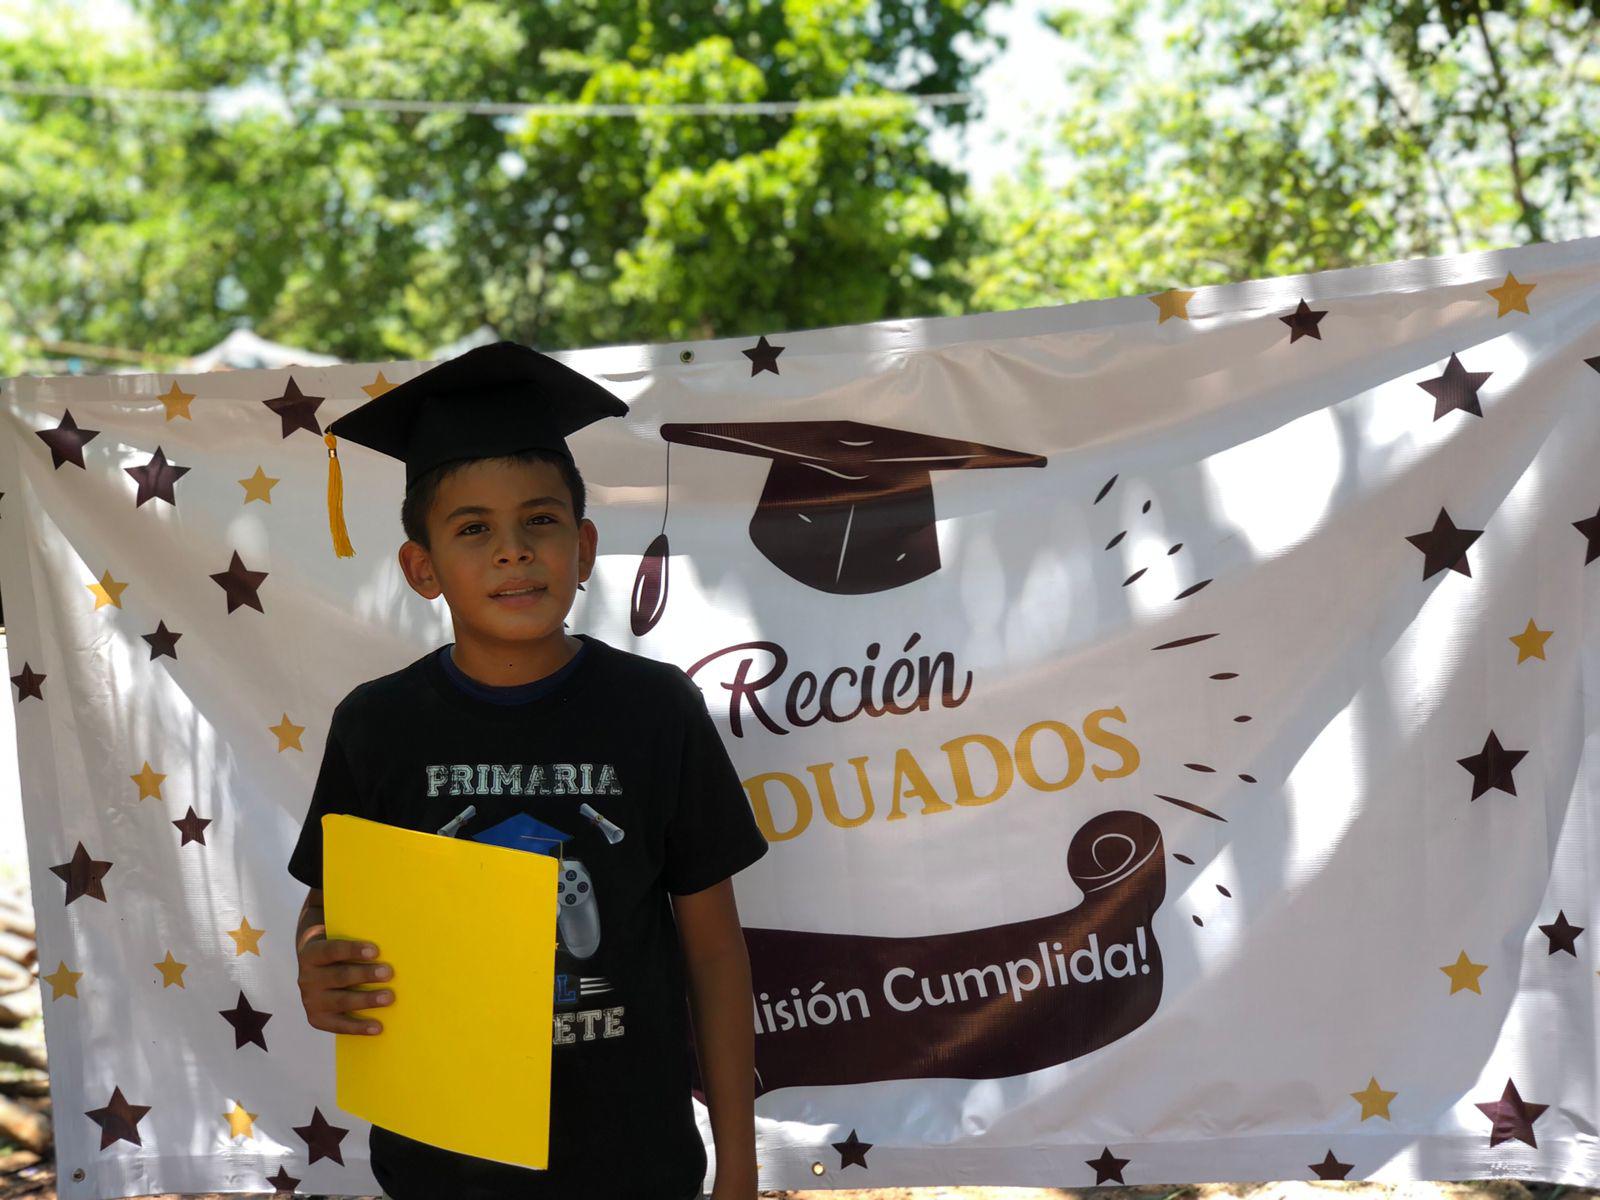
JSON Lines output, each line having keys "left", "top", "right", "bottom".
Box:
{"left": 296, "top": 888, "right": 325, "bottom": 952}
{"left": 673, "top": 878, "right": 757, "bottom": 1200}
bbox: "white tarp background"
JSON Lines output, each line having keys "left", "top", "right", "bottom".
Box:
{"left": 2, "top": 233, "right": 1599, "bottom": 1197}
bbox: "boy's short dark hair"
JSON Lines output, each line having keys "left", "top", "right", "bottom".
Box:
{"left": 400, "top": 448, "right": 587, "bottom": 552}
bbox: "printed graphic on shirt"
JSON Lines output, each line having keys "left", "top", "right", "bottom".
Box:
{"left": 448, "top": 776, "right": 630, "bottom": 1049}
{"left": 425, "top": 761, "right": 623, "bottom": 798}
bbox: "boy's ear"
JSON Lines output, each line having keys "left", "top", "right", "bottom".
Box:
{"left": 577, "top": 517, "right": 599, "bottom": 584}
{"left": 398, "top": 540, "right": 443, "bottom": 600}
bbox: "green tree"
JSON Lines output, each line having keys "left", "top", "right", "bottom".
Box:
{"left": 0, "top": 10, "right": 231, "bottom": 373}
{"left": 967, "top": 0, "right": 1598, "bottom": 311}
{"left": 0, "top": 0, "right": 1000, "bottom": 373}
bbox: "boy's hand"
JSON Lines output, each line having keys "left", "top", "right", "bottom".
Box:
{"left": 295, "top": 888, "right": 393, "bottom": 1035}
{"left": 297, "top": 936, "right": 394, "bottom": 1035}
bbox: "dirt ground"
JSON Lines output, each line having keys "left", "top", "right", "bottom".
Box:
{"left": 0, "top": 1165, "right": 1589, "bottom": 1200}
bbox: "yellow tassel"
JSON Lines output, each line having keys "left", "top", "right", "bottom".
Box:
{"left": 326, "top": 432, "right": 356, "bottom": 558}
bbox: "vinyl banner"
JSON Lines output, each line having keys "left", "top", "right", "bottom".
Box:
{"left": 5, "top": 233, "right": 1600, "bottom": 1196}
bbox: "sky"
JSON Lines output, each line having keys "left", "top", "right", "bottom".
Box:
{"left": 934, "top": 0, "right": 1082, "bottom": 190}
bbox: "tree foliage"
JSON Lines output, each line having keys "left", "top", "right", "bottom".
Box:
{"left": 0, "top": 0, "right": 997, "bottom": 371}
{"left": 3, "top": 0, "right": 1593, "bottom": 373}
{"left": 968, "top": 0, "right": 1598, "bottom": 311}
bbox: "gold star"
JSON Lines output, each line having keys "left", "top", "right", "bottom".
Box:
{"left": 1149, "top": 288, "right": 1196, "bottom": 324}
{"left": 363, "top": 371, "right": 398, "bottom": 399}
{"left": 87, "top": 569, "right": 129, "bottom": 610}
{"left": 228, "top": 917, "right": 265, "bottom": 956}
{"left": 224, "top": 1101, "right": 259, "bottom": 1139}
{"left": 130, "top": 761, "right": 167, "bottom": 802}
{"left": 1351, "top": 1076, "right": 1397, "bottom": 1120}
{"left": 1440, "top": 950, "right": 1487, "bottom": 995}
{"left": 153, "top": 950, "right": 187, "bottom": 988}
{"left": 270, "top": 713, "right": 306, "bottom": 752}
{"left": 157, "top": 381, "right": 196, "bottom": 421}
{"left": 1508, "top": 619, "right": 1552, "bottom": 664}
{"left": 1487, "top": 272, "right": 1535, "bottom": 317}
{"left": 43, "top": 960, "right": 83, "bottom": 999}
{"left": 238, "top": 466, "right": 280, "bottom": 505}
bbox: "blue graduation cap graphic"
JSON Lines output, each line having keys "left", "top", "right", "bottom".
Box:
{"left": 469, "top": 812, "right": 572, "bottom": 859}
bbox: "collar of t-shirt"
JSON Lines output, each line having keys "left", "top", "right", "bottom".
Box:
{"left": 435, "top": 639, "right": 590, "bottom": 705}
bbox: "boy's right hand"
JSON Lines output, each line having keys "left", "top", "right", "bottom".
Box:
{"left": 296, "top": 934, "right": 394, "bottom": 1036}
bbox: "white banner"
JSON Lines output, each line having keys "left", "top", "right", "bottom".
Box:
{"left": 5, "top": 233, "right": 1600, "bottom": 1196}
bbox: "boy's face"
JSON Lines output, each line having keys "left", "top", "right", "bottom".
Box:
{"left": 397, "top": 457, "right": 597, "bottom": 648}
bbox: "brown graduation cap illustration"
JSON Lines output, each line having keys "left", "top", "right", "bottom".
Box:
{"left": 632, "top": 420, "right": 1046, "bottom": 634}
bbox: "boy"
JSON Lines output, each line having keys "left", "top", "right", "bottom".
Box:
{"left": 286, "top": 341, "right": 769, "bottom": 1200}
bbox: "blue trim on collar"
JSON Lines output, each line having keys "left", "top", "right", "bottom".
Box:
{"left": 436, "top": 639, "right": 589, "bottom": 705}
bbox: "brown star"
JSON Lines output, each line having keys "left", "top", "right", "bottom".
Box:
{"left": 1417, "top": 352, "right": 1492, "bottom": 420}
{"left": 1539, "top": 909, "right": 1584, "bottom": 956}
{"left": 173, "top": 806, "right": 212, "bottom": 847}
{"left": 85, "top": 1086, "right": 150, "bottom": 1149}
{"left": 124, "top": 446, "right": 191, "bottom": 507}
{"left": 1279, "top": 299, "right": 1327, "bottom": 343}
{"left": 210, "top": 550, "right": 269, "bottom": 614}
{"left": 220, "top": 990, "right": 272, "bottom": 1051}
{"left": 36, "top": 409, "right": 100, "bottom": 469}
{"left": 265, "top": 1165, "right": 301, "bottom": 1194}
{"left": 1405, "top": 507, "right": 1483, "bottom": 580}
{"left": 1574, "top": 504, "right": 1600, "bottom": 566}
{"left": 293, "top": 1106, "right": 349, "bottom": 1165}
{"left": 142, "top": 621, "right": 183, "bottom": 660}
{"left": 1310, "top": 1149, "right": 1353, "bottom": 1180}
{"left": 1085, "top": 1146, "right": 1130, "bottom": 1183}
{"left": 742, "top": 335, "right": 785, "bottom": 376}
{"left": 264, "top": 377, "right": 326, "bottom": 439}
{"left": 49, "top": 842, "right": 112, "bottom": 905}
{"left": 1457, "top": 730, "right": 1527, "bottom": 801}
{"left": 831, "top": 1127, "right": 872, "bottom": 1169}
{"left": 10, "top": 662, "right": 46, "bottom": 701}
{"left": 1474, "top": 1078, "right": 1547, "bottom": 1147}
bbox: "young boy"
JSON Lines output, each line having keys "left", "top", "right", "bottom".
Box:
{"left": 286, "top": 341, "right": 769, "bottom": 1200}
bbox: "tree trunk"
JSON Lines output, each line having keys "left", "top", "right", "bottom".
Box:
{"left": 0, "top": 1033, "right": 47, "bottom": 1071}
{"left": 0, "top": 985, "right": 42, "bottom": 1026}
{"left": 0, "top": 1092, "right": 51, "bottom": 1153}
{"left": 0, "top": 929, "right": 37, "bottom": 968}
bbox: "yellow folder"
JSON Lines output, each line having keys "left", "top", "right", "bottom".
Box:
{"left": 322, "top": 813, "right": 557, "bottom": 1169}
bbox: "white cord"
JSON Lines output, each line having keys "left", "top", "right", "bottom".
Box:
{"left": 0, "top": 79, "right": 974, "bottom": 120}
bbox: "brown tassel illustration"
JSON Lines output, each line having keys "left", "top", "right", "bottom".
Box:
{"left": 631, "top": 420, "right": 1046, "bottom": 631}
{"left": 630, "top": 441, "right": 671, "bottom": 636}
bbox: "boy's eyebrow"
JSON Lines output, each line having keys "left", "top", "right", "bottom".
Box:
{"left": 444, "top": 496, "right": 570, "bottom": 522}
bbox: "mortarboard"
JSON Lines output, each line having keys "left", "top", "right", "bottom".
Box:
{"left": 629, "top": 420, "right": 1046, "bottom": 635}
{"left": 469, "top": 812, "right": 573, "bottom": 860}
{"left": 322, "top": 340, "right": 628, "bottom": 557}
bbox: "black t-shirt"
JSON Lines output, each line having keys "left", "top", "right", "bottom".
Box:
{"left": 287, "top": 634, "right": 770, "bottom": 1200}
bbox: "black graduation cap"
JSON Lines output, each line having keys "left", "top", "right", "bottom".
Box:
{"left": 321, "top": 341, "right": 627, "bottom": 556}
{"left": 629, "top": 419, "right": 1046, "bottom": 635}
